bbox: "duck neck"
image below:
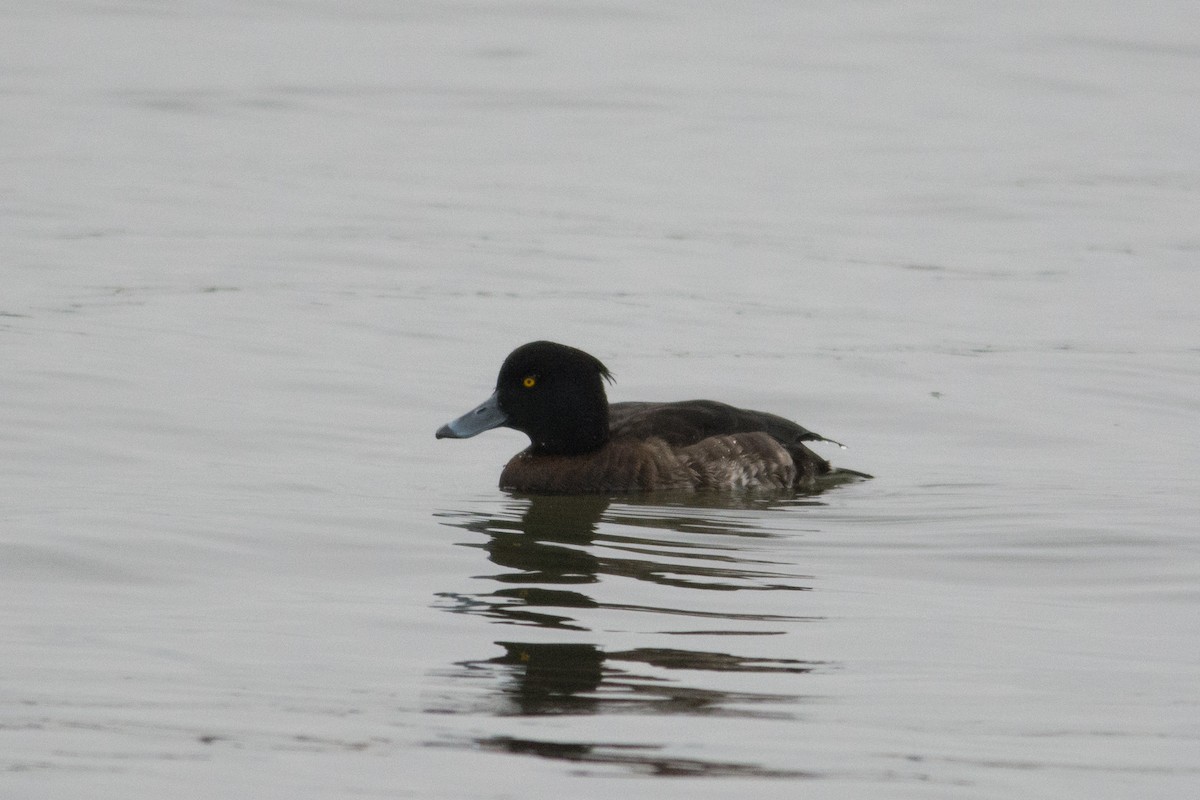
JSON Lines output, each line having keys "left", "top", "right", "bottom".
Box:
{"left": 532, "top": 404, "right": 609, "bottom": 456}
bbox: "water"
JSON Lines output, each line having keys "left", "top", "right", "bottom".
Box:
{"left": 3, "top": 1, "right": 1198, "bottom": 797}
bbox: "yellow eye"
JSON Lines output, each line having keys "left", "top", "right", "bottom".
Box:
{"left": 522, "top": 376, "right": 536, "bottom": 388}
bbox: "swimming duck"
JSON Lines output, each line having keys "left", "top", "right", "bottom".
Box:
{"left": 436, "top": 341, "right": 868, "bottom": 493}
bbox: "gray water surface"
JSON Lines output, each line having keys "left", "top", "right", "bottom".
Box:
{"left": 3, "top": 1, "right": 1198, "bottom": 797}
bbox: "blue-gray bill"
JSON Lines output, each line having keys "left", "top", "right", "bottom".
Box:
{"left": 435, "top": 390, "right": 510, "bottom": 439}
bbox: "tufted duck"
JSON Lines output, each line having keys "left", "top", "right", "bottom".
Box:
{"left": 436, "top": 341, "right": 869, "bottom": 493}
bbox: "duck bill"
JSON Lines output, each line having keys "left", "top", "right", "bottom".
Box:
{"left": 436, "top": 390, "right": 510, "bottom": 439}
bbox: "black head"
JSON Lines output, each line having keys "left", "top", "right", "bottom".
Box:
{"left": 495, "top": 341, "right": 613, "bottom": 455}
{"left": 436, "top": 341, "right": 614, "bottom": 456}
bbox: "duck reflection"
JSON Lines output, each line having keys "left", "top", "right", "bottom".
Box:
{"left": 436, "top": 636, "right": 822, "bottom": 778}
{"left": 473, "top": 735, "right": 815, "bottom": 779}
{"left": 436, "top": 493, "right": 823, "bottom": 629}
{"left": 431, "top": 492, "right": 833, "bottom": 776}
{"left": 459, "top": 640, "right": 816, "bottom": 717}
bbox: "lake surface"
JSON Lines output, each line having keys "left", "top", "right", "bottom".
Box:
{"left": 3, "top": 1, "right": 1198, "bottom": 797}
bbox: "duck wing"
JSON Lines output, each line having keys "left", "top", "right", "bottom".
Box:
{"left": 609, "top": 400, "right": 840, "bottom": 484}
{"left": 608, "top": 400, "right": 839, "bottom": 448}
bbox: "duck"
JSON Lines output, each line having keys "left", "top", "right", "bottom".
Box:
{"left": 435, "top": 341, "right": 869, "bottom": 494}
